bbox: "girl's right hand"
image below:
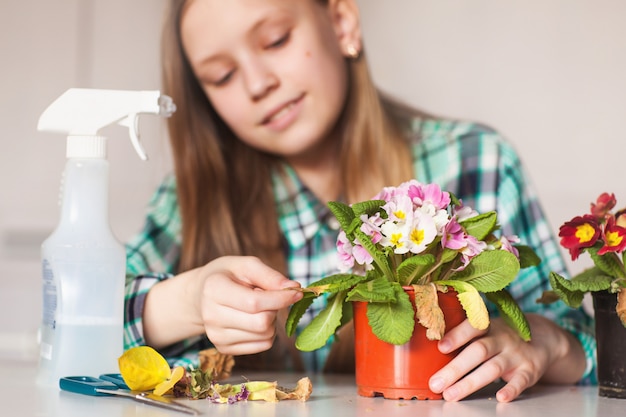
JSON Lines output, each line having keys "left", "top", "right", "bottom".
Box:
{"left": 195, "top": 256, "right": 303, "bottom": 355}
{"left": 143, "top": 256, "right": 302, "bottom": 355}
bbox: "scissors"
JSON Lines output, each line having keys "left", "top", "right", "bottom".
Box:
{"left": 59, "top": 374, "right": 200, "bottom": 415}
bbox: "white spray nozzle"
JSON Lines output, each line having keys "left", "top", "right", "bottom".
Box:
{"left": 37, "top": 88, "right": 176, "bottom": 160}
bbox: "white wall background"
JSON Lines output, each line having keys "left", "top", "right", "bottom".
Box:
{"left": 1, "top": 0, "right": 624, "bottom": 360}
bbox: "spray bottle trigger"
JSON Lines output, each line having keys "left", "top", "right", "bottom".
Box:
{"left": 119, "top": 114, "right": 148, "bottom": 161}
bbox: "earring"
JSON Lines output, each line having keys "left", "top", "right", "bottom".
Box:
{"left": 345, "top": 44, "right": 360, "bottom": 59}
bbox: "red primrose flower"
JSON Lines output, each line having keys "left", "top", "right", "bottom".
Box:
{"left": 559, "top": 215, "right": 600, "bottom": 261}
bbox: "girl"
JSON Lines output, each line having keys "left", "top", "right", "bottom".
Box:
{"left": 125, "top": 0, "right": 596, "bottom": 402}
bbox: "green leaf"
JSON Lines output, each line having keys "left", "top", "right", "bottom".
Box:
{"left": 327, "top": 201, "right": 355, "bottom": 232}
{"left": 554, "top": 267, "right": 614, "bottom": 293}
{"left": 515, "top": 245, "right": 541, "bottom": 268}
{"left": 449, "top": 192, "right": 461, "bottom": 207}
{"left": 285, "top": 295, "right": 316, "bottom": 337}
{"left": 353, "top": 228, "right": 394, "bottom": 279}
{"left": 588, "top": 247, "right": 626, "bottom": 279}
{"left": 439, "top": 247, "right": 459, "bottom": 264}
{"left": 451, "top": 250, "right": 520, "bottom": 292}
{"left": 438, "top": 280, "right": 489, "bottom": 331}
{"left": 548, "top": 272, "right": 585, "bottom": 308}
{"left": 306, "top": 273, "right": 369, "bottom": 295}
{"left": 459, "top": 212, "right": 498, "bottom": 240}
{"left": 351, "top": 199, "right": 385, "bottom": 217}
{"left": 366, "top": 284, "right": 415, "bottom": 345}
{"left": 396, "top": 254, "right": 436, "bottom": 286}
{"left": 339, "top": 299, "right": 354, "bottom": 328}
{"left": 346, "top": 277, "right": 397, "bottom": 302}
{"left": 486, "top": 290, "right": 531, "bottom": 341}
{"left": 295, "top": 291, "right": 346, "bottom": 351}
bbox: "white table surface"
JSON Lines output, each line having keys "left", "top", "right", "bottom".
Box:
{"left": 1, "top": 359, "right": 624, "bottom": 417}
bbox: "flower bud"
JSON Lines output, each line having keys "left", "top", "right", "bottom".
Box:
{"left": 591, "top": 192, "right": 616, "bottom": 219}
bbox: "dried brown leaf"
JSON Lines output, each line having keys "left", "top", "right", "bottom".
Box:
{"left": 199, "top": 348, "right": 235, "bottom": 380}
{"left": 617, "top": 290, "right": 626, "bottom": 327}
{"left": 276, "top": 377, "right": 313, "bottom": 401}
{"left": 412, "top": 283, "right": 445, "bottom": 340}
{"left": 287, "top": 286, "right": 328, "bottom": 296}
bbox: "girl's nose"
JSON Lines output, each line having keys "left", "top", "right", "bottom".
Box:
{"left": 242, "top": 56, "right": 279, "bottom": 100}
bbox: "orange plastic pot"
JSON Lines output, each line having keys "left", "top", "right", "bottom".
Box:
{"left": 353, "top": 287, "right": 466, "bottom": 400}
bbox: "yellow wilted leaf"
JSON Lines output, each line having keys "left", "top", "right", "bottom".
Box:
{"left": 457, "top": 288, "right": 490, "bottom": 330}
{"left": 617, "top": 290, "right": 626, "bottom": 327}
{"left": 413, "top": 283, "right": 446, "bottom": 340}
{"left": 153, "top": 366, "right": 185, "bottom": 396}
{"left": 246, "top": 380, "right": 279, "bottom": 402}
{"left": 118, "top": 346, "right": 172, "bottom": 391}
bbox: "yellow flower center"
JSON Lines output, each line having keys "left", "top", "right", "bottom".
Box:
{"left": 394, "top": 210, "right": 406, "bottom": 220}
{"left": 605, "top": 230, "right": 623, "bottom": 247}
{"left": 410, "top": 228, "right": 425, "bottom": 246}
{"left": 390, "top": 233, "right": 404, "bottom": 247}
{"left": 575, "top": 223, "right": 596, "bottom": 243}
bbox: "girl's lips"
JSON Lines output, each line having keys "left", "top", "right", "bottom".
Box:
{"left": 261, "top": 94, "right": 305, "bottom": 131}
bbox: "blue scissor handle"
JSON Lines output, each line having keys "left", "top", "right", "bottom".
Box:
{"left": 60, "top": 376, "right": 120, "bottom": 396}
{"left": 98, "top": 373, "right": 131, "bottom": 390}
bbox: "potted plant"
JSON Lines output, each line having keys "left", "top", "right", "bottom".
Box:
{"left": 538, "top": 192, "right": 626, "bottom": 399}
{"left": 286, "top": 180, "right": 540, "bottom": 399}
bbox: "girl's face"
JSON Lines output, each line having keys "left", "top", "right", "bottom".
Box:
{"left": 181, "top": 0, "right": 359, "bottom": 161}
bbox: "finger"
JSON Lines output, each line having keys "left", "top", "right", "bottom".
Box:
{"left": 495, "top": 369, "right": 535, "bottom": 402}
{"left": 213, "top": 337, "right": 278, "bottom": 356}
{"left": 205, "top": 305, "right": 278, "bottom": 335}
{"left": 202, "top": 303, "right": 279, "bottom": 354}
{"left": 440, "top": 355, "right": 507, "bottom": 401}
{"left": 219, "top": 256, "right": 301, "bottom": 291}
{"left": 430, "top": 335, "right": 499, "bottom": 395}
{"left": 206, "top": 318, "right": 277, "bottom": 347}
{"left": 206, "top": 269, "right": 302, "bottom": 314}
{"left": 438, "top": 318, "right": 488, "bottom": 353}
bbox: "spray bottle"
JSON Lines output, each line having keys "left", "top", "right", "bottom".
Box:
{"left": 35, "top": 88, "right": 176, "bottom": 386}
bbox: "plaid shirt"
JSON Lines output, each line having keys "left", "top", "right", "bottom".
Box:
{"left": 124, "top": 119, "right": 596, "bottom": 382}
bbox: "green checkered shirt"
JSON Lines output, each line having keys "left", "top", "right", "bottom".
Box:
{"left": 124, "top": 119, "right": 597, "bottom": 382}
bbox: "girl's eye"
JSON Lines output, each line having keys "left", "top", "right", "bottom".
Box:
{"left": 213, "top": 70, "right": 235, "bottom": 87}
{"left": 267, "top": 32, "right": 290, "bottom": 49}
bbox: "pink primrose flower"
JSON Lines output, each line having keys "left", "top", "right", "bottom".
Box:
{"left": 360, "top": 213, "right": 383, "bottom": 244}
{"left": 442, "top": 218, "right": 467, "bottom": 250}
{"left": 500, "top": 235, "right": 521, "bottom": 258}
{"left": 408, "top": 182, "right": 451, "bottom": 210}
{"left": 458, "top": 235, "right": 488, "bottom": 269}
{"left": 352, "top": 243, "right": 374, "bottom": 267}
{"left": 336, "top": 231, "right": 355, "bottom": 272}
{"left": 454, "top": 204, "right": 479, "bottom": 222}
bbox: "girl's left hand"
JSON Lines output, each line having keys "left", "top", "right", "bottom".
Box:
{"left": 428, "top": 313, "right": 586, "bottom": 402}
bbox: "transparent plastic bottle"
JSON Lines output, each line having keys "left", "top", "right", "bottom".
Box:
{"left": 37, "top": 136, "right": 125, "bottom": 385}
{"left": 35, "top": 88, "right": 175, "bottom": 386}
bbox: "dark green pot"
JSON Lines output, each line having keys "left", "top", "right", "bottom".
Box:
{"left": 592, "top": 291, "right": 626, "bottom": 399}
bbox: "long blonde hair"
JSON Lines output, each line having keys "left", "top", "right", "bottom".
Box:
{"left": 162, "top": 0, "right": 417, "bottom": 274}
